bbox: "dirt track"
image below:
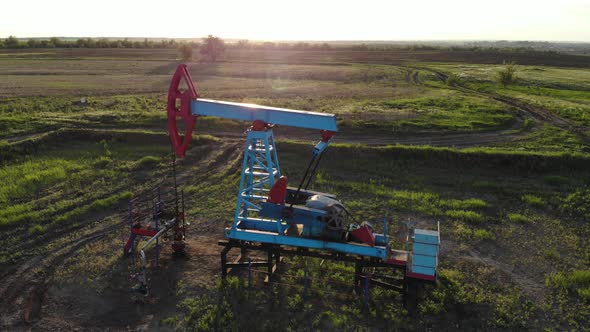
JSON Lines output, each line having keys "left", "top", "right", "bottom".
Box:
{"left": 7, "top": 65, "right": 576, "bottom": 151}
{"left": 0, "top": 141, "right": 245, "bottom": 329}
{"left": 1, "top": 66, "right": 587, "bottom": 330}
{"left": 414, "top": 66, "right": 590, "bottom": 144}
{"left": 0, "top": 221, "right": 126, "bottom": 326}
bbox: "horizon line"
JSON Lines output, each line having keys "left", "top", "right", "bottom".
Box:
{"left": 4, "top": 36, "right": 590, "bottom": 44}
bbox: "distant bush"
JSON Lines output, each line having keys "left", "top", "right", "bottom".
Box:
{"left": 496, "top": 61, "right": 518, "bottom": 87}
{"left": 445, "top": 73, "right": 461, "bottom": 86}
{"left": 200, "top": 35, "right": 225, "bottom": 62}
{"left": 178, "top": 44, "right": 193, "bottom": 61}
{"left": 4, "top": 35, "right": 22, "bottom": 48}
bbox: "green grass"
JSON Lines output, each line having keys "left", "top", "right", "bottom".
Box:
{"left": 546, "top": 270, "right": 590, "bottom": 301}
{"left": 379, "top": 91, "right": 515, "bottom": 132}
{"left": 54, "top": 191, "right": 132, "bottom": 224}
{"left": 521, "top": 194, "right": 545, "bottom": 207}
{"left": 423, "top": 63, "right": 590, "bottom": 130}
{"left": 2, "top": 48, "right": 590, "bottom": 330}
{"left": 445, "top": 210, "right": 484, "bottom": 223}
{"left": 508, "top": 213, "right": 528, "bottom": 223}
{"left": 0, "top": 138, "right": 171, "bottom": 227}
{"left": 560, "top": 188, "right": 590, "bottom": 220}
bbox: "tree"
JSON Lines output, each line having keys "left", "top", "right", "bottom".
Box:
{"left": 5, "top": 35, "right": 20, "bottom": 48}
{"left": 27, "top": 38, "right": 39, "bottom": 48}
{"left": 200, "top": 35, "right": 225, "bottom": 62}
{"left": 49, "top": 37, "right": 62, "bottom": 48}
{"left": 496, "top": 61, "right": 518, "bottom": 87}
{"left": 178, "top": 44, "right": 193, "bottom": 61}
{"left": 236, "top": 39, "right": 250, "bottom": 49}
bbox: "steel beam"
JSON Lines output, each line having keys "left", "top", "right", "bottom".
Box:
{"left": 192, "top": 99, "right": 338, "bottom": 131}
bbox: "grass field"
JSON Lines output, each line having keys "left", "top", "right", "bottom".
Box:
{"left": 1, "top": 47, "right": 589, "bottom": 330}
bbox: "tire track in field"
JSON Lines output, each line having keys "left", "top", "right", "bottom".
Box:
{"left": 0, "top": 220, "right": 126, "bottom": 327}
{"left": 0, "top": 141, "right": 233, "bottom": 328}
{"left": 414, "top": 66, "right": 590, "bottom": 144}
{"left": 404, "top": 69, "right": 422, "bottom": 86}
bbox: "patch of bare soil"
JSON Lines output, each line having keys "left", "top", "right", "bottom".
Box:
{"left": 36, "top": 222, "right": 225, "bottom": 331}
{"left": 0, "top": 140, "right": 240, "bottom": 331}
{"left": 0, "top": 221, "right": 126, "bottom": 328}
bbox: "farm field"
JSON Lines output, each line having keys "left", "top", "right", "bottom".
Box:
{"left": 1, "top": 47, "right": 590, "bottom": 330}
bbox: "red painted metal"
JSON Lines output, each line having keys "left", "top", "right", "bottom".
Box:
{"left": 351, "top": 225, "right": 375, "bottom": 247}
{"left": 124, "top": 234, "right": 136, "bottom": 254}
{"left": 131, "top": 228, "right": 158, "bottom": 237}
{"left": 267, "top": 176, "right": 288, "bottom": 204}
{"left": 386, "top": 258, "right": 407, "bottom": 266}
{"left": 320, "top": 130, "right": 335, "bottom": 142}
{"left": 405, "top": 271, "right": 437, "bottom": 282}
{"left": 251, "top": 120, "right": 269, "bottom": 131}
{"left": 167, "top": 64, "right": 199, "bottom": 158}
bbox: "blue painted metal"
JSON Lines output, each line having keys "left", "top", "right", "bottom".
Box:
{"left": 410, "top": 228, "right": 439, "bottom": 277}
{"left": 414, "top": 229, "right": 439, "bottom": 244}
{"left": 411, "top": 265, "right": 436, "bottom": 276}
{"left": 413, "top": 254, "right": 437, "bottom": 267}
{"left": 413, "top": 242, "right": 438, "bottom": 256}
{"left": 192, "top": 95, "right": 433, "bottom": 267}
{"left": 192, "top": 99, "right": 338, "bottom": 131}
{"left": 226, "top": 127, "right": 390, "bottom": 259}
{"left": 225, "top": 126, "right": 392, "bottom": 260}
{"left": 313, "top": 141, "right": 329, "bottom": 156}
{"left": 233, "top": 130, "right": 281, "bottom": 230}
{"left": 227, "top": 227, "right": 389, "bottom": 259}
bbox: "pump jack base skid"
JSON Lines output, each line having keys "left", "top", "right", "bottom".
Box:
{"left": 219, "top": 239, "right": 418, "bottom": 291}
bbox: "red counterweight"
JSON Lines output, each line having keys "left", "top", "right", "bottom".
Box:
{"left": 167, "top": 64, "right": 199, "bottom": 158}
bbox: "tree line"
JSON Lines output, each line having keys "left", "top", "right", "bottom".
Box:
{"left": 1, "top": 35, "right": 578, "bottom": 56}
{"left": 0, "top": 36, "right": 187, "bottom": 49}
{"left": 0, "top": 36, "right": 333, "bottom": 50}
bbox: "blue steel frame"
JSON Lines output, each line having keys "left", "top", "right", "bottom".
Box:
{"left": 191, "top": 98, "right": 391, "bottom": 260}
{"left": 233, "top": 129, "right": 281, "bottom": 228}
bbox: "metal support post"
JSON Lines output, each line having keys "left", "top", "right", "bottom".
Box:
{"left": 155, "top": 201, "right": 159, "bottom": 268}
{"left": 248, "top": 258, "right": 252, "bottom": 288}
{"left": 303, "top": 265, "right": 309, "bottom": 301}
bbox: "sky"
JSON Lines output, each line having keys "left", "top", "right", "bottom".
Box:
{"left": 1, "top": 0, "right": 590, "bottom": 42}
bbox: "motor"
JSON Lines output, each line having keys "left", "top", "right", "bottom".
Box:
{"left": 305, "top": 195, "right": 348, "bottom": 241}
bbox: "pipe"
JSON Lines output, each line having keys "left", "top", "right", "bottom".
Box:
{"left": 139, "top": 217, "right": 176, "bottom": 265}
{"left": 135, "top": 218, "right": 177, "bottom": 295}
